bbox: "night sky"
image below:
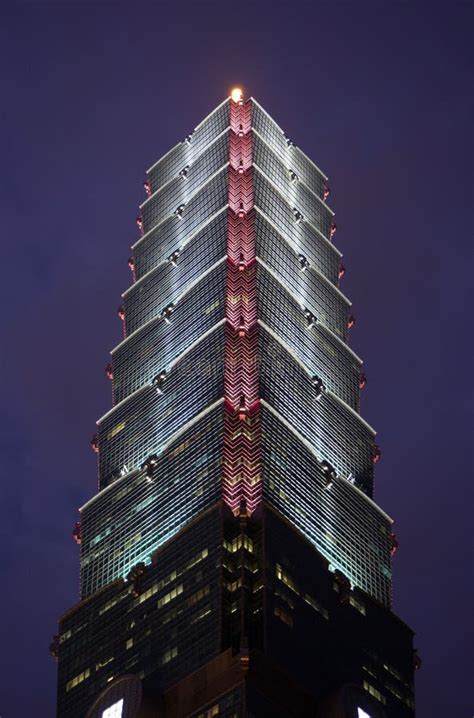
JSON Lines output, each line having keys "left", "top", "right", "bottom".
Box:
{"left": 0, "top": 2, "right": 471, "bottom": 716}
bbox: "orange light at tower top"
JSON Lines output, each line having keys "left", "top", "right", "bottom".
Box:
{"left": 231, "top": 87, "right": 243, "bottom": 103}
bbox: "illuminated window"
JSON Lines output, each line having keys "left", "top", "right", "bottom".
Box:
{"left": 223, "top": 535, "right": 254, "bottom": 553}
{"left": 349, "top": 596, "right": 366, "bottom": 616}
{"left": 363, "top": 681, "right": 386, "bottom": 705}
{"left": 303, "top": 593, "right": 329, "bottom": 619}
{"left": 157, "top": 584, "right": 183, "bottom": 608}
{"left": 96, "top": 656, "right": 114, "bottom": 671}
{"left": 190, "top": 605, "right": 212, "bottom": 623}
{"left": 275, "top": 563, "right": 299, "bottom": 594}
{"left": 65, "top": 668, "right": 90, "bottom": 692}
{"left": 59, "top": 629, "right": 72, "bottom": 644}
{"left": 188, "top": 584, "right": 210, "bottom": 606}
{"left": 102, "top": 699, "right": 124, "bottom": 718}
{"left": 161, "top": 646, "right": 178, "bottom": 665}
{"left": 107, "top": 422, "right": 126, "bottom": 440}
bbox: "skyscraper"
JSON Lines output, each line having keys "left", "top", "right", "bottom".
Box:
{"left": 53, "top": 90, "right": 417, "bottom": 718}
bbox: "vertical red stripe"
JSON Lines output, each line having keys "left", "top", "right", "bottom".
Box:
{"left": 222, "top": 98, "right": 262, "bottom": 515}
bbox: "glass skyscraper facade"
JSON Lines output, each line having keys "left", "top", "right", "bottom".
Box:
{"left": 54, "top": 91, "right": 417, "bottom": 718}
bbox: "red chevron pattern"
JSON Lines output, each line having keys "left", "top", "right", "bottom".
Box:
{"left": 229, "top": 100, "right": 252, "bottom": 136}
{"left": 222, "top": 97, "right": 262, "bottom": 516}
{"left": 228, "top": 166, "right": 254, "bottom": 216}
{"left": 226, "top": 210, "right": 257, "bottom": 265}
{"left": 229, "top": 133, "right": 253, "bottom": 174}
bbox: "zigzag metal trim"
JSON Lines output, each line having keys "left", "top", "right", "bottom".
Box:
{"left": 222, "top": 98, "right": 262, "bottom": 516}
{"left": 226, "top": 210, "right": 256, "bottom": 264}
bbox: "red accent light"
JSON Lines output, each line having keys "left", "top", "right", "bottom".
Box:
{"left": 90, "top": 435, "right": 99, "bottom": 453}
{"left": 105, "top": 363, "right": 113, "bottom": 380}
{"left": 323, "top": 186, "right": 330, "bottom": 201}
{"left": 359, "top": 373, "right": 367, "bottom": 390}
{"left": 372, "top": 445, "right": 381, "bottom": 464}
{"left": 347, "top": 314, "right": 355, "bottom": 329}
{"left": 330, "top": 222, "right": 337, "bottom": 238}
{"left": 143, "top": 181, "right": 151, "bottom": 197}
{"left": 72, "top": 521, "right": 81, "bottom": 545}
{"left": 338, "top": 264, "right": 346, "bottom": 280}
{"left": 136, "top": 216, "right": 144, "bottom": 234}
{"left": 118, "top": 305, "right": 125, "bottom": 321}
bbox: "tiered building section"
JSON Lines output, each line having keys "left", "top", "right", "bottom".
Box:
{"left": 54, "top": 90, "right": 417, "bottom": 718}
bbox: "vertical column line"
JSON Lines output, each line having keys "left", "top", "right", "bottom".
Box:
{"left": 222, "top": 97, "right": 262, "bottom": 516}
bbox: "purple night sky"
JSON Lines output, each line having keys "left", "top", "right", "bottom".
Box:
{"left": 0, "top": 2, "right": 471, "bottom": 716}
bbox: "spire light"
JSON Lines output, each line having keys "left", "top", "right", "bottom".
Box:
{"left": 231, "top": 87, "right": 243, "bottom": 103}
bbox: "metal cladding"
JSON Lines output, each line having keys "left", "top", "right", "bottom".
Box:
{"left": 77, "top": 94, "right": 393, "bottom": 608}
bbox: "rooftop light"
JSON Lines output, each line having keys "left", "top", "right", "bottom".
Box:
{"left": 231, "top": 87, "right": 243, "bottom": 103}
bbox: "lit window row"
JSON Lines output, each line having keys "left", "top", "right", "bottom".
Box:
{"left": 156, "top": 584, "right": 183, "bottom": 608}
{"left": 161, "top": 645, "right": 178, "bottom": 665}
{"left": 223, "top": 535, "right": 254, "bottom": 553}
{"left": 363, "top": 681, "right": 387, "bottom": 705}
{"left": 303, "top": 593, "right": 329, "bottom": 620}
{"left": 349, "top": 595, "right": 367, "bottom": 616}
{"left": 65, "top": 668, "right": 90, "bottom": 692}
{"left": 135, "top": 549, "right": 209, "bottom": 606}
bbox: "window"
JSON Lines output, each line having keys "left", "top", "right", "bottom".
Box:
{"left": 161, "top": 646, "right": 178, "bottom": 665}
{"left": 363, "top": 681, "right": 386, "bottom": 705}
{"left": 65, "top": 668, "right": 90, "bottom": 692}
{"left": 275, "top": 563, "right": 299, "bottom": 594}
{"left": 157, "top": 584, "right": 183, "bottom": 608}
{"left": 102, "top": 699, "right": 124, "bottom": 718}
{"left": 349, "top": 596, "right": 366, "bottom": 616}
{"left": 303, "top": 593, "right": 329, "bottom": 619}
